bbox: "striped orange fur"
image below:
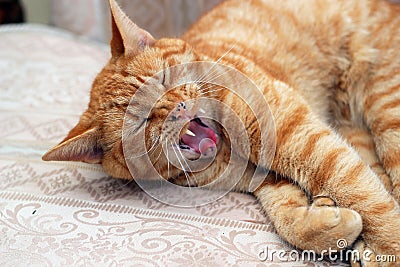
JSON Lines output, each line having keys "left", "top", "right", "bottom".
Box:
{"left": 43, "top": 0, "right": 400, "bottom": 265}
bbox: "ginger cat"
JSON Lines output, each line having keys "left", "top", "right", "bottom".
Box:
{"left": 43, "top": 0, "right": 400, "bottom": 265}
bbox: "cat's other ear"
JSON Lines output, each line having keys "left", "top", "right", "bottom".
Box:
{"left": 109, "top": 0, "right": 156, "bottom": 57}
{"left": 42, "top": 127, "right": 103, "bottom": 164}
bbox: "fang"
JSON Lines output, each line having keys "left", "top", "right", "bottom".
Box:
{"left": 186, "top": 129, "right": 196, "bottom": 136}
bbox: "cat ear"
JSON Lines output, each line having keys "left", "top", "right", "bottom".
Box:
{"left": 109, "top": 0, "right": 156, "bottom": 57}
{"left": 42, "top": 127, "right": 103, "bottom": 164}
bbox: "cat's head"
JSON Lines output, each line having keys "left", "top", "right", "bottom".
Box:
{"left": 42, "top": 0, "right": 223, "bottom": 181}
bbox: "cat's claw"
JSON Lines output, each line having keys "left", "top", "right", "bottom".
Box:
{"left": 312, "top": 195, "right": 337, "bottom": 207}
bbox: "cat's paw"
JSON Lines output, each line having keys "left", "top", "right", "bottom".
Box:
{"left": 350, "top": 240, "right": 378, "bottom": 267}
{"left": 350, "top": 239, "right": 399, "bottom": 267}
{"left": 358, "top": 228, "right": 400, "bottom": 267}
{"left": 287, "top": 196, "right": 362, "bottom": 253}
{"left": 301, "top": 196, "right": 363, "bottom": 252}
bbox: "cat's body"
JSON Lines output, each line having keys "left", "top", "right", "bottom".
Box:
{"left": 43, "top": 0, "right": 400, "bottom": 265}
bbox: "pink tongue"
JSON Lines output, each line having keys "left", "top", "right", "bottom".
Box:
{"left": 181, "top": 120, "right": 217, "bottom": 154}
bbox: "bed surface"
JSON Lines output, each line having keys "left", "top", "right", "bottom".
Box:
{"left": 0, "top": 24, "right": 347, "bottom": 266}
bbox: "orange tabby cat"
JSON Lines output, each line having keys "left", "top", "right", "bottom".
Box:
{"left": 43, "top": 0, "right": 400, "bottom": 265}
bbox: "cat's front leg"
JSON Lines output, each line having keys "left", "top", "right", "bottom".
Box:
{"left": 248, "top": 89, "right": 400, "bottom": 262}
{"left": 273, "top": 122, "right": 399, "bottom": 262}
{"left": 253, "top": 172, "right": 362, "bottom": 254}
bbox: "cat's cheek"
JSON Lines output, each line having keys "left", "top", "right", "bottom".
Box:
{"left": 102, "top": 153, "right": 133, "bottom": 180}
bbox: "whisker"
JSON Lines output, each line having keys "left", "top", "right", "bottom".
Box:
{"left": 176, "top": 143, "right": 194, "bottom": 172}
{"left": 198, "top": 83, "right": 216, "bottom": 92}
{"left": 171, "top": 143, "right": 192, "bottom": 189}
{"left": 150, "top": 145, "right": 163, "bottom": 165}
{"left": 174, "top": 141, "right": 199, "bottom": 186}
{"left": 199, "top": 77, "right": 248, "bottom": 96}
{"left": 199, "top": 87, "right": 227, "bottom": 96}
{"left": 198, "top": 65, "right": 236, "bottom": 87}
{"left": 125, "top": 136, "right": 160, "bottom": 159}
{"left": 119, "top": 179, "right": 135, "bottom": 188}
{"left": 193, "top": 43, "right": 236, "bottom": 84}
{"left": 165, "top": 139, "right": 170, "bottom": 178}
{"left": 198, "top": 67, "right": 245, "bottom": 96}
{"left": 176, "top": 144, "right": 199, "bottom": 186}
{"left": 194, "top": 18, "right": 259, "bottom": 88}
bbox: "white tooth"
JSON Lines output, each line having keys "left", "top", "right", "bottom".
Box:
{"left": 199, "top": 108, "right": 205, "bottom": 113}
{"left": 186, "top": 129, "right": 196, "bottom": 137}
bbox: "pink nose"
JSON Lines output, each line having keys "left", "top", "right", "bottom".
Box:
{"left": 172, "top": 102, "right": 191, "bottom": 120}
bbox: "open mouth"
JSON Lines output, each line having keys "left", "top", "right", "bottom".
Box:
{"left": 179, "top": 117, "right": 218, "bottom": 156}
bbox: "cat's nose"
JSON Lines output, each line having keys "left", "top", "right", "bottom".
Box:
{"left": 172, "top": 102, "right": 192, "bottom": 120}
